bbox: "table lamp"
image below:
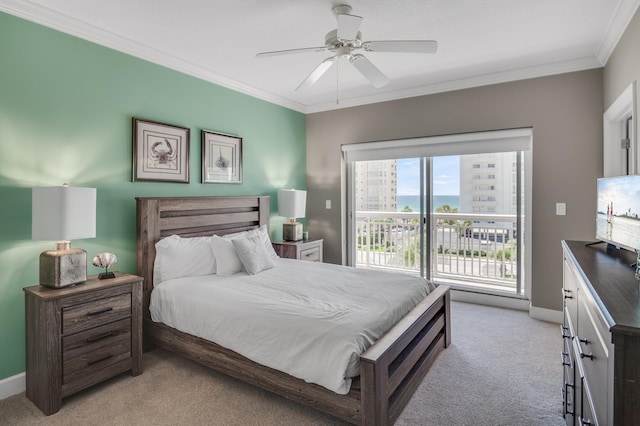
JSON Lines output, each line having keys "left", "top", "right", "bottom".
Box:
{"left": 278, "top": 189, "right": 306, "bottom": 241}
{"left": 32, "top": 185, "right": 97, "bottom": 287}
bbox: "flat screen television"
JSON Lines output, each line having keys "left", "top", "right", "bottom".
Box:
{"left": 596, "top": 174, "right": 640, "bottom": 252}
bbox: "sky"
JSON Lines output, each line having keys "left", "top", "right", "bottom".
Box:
{"left": 397, "top": 156, "right": 460, "bottom": 195}
{"left": 597, "top": 175, "right": 640, "bottom": 216}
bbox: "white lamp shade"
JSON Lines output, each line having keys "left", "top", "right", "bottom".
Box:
{"left": 32, "top": 186, "right": 97, "bottom": 241}
{"left": 278, "top": 189, "right": 306, "bottom": 219}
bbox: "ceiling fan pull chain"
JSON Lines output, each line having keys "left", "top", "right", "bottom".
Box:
{"left": 336, "top": 57, "right": 340, "bottom": 105}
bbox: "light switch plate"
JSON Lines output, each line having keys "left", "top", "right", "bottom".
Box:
{"left": 556, "top": 202, "right": 566, "bottom": 216}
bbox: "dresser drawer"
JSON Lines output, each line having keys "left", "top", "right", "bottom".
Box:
{"left": 575, "top": 294, "right": 608, "bottom": 425}
{"left": 62, "top": 293, "right": 131, "bottom": 335}
{"left": 299, "top": 246, "right": 320, "bottom": 262}
{"left": 562, "top": 256, "right": 578, "bottom": 333}
{"left": 62, "top": 318, "right": 132, "bottom": 384}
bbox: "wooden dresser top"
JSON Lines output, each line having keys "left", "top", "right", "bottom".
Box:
{"left": 563, "top": 240, "right": 640, "bottom": 336}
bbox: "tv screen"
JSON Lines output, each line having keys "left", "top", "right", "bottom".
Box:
{"left": 596, "top": 175, "right": 640, "bottom": 252}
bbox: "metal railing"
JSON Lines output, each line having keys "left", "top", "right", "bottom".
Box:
{"left": 355, "top": 211, "right": 521, "bottom": 293}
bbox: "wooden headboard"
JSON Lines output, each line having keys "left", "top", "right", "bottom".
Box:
{"left": 136, "top": 195, "right": 270, "bottom": 317}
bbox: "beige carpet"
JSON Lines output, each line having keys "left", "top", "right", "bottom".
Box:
{"left": 0, "top": 302, "right": 565, "bottom": 425}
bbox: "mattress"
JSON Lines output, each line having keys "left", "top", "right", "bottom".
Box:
{"left": 150, "top": 258, "right": 431, "bottom": 394}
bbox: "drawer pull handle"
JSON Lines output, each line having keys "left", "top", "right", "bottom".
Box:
{"left": 560, "top": 325, "right": 570, "bottom": 339}
{"left": 87, "top": 354, "right": 113, "bottom": 366}
{"left": 86, "top": 332, "right": 114, "bottom": 343}
{"left": 87, "top": 307, "right": 113, "bottom": 316}
{"left": 580, "top": 417, "right": 592, "bottom": 426}
{"left": 576, "top": 337, "right": 593, "bottom": 360}
{"left": 561, "top": 352, "right": 571, "bottom": 366}
{"left": 563, "top": 383, "right": 575, "bottom": 415}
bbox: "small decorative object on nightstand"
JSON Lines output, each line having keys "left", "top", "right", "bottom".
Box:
{"left": 24, "top": 273, "right": 143, "bottom": 415}
{"left": 92, "top": 252, "right": 118, "bottom": 280}
{"left": 272, "top": 238, "right": 323, "bottom": 262}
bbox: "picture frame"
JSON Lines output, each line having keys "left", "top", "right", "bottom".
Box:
{"left": 201, "top": 130, "right": 243, "bottom": 184}
{"left": 132, "top": 117, "right": 190, "bottom": 183}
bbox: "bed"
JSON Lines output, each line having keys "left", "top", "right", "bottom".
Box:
{"left": 136, "top": 195, "right": 451, "bottom": 425}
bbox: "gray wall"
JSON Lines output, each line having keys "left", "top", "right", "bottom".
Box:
{"left": 603, "top": 6, "right": 640, "bottom": 123}
{"left": 306, "top": 69, "right": 603, "bottom": 312}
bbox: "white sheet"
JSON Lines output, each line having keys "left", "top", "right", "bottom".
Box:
{"left": 150, "top": 258, "right": 430, "bottom": 394}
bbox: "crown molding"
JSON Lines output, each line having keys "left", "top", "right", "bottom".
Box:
{"left": 304, "top": 56, "right": 603, "bottom": 113}
{"left": 596, "top": 0, "right": 640, "bottom": 65}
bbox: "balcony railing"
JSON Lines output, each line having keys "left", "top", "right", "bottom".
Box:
{"left": 355, "top": 211, "right": 521, "bottom": 293}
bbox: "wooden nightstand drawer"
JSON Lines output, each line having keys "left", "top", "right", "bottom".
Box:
{"left": 63, "top": 318, "right": 132, "bottom": 384}
{"left": 62, "top": 292, "right": 131, "bottom": 335}
{"left": 299, "top": 246, "right": 320, "bottom": 262}
{"left": 272, "top": 239, "right": 323, "bottom": 262}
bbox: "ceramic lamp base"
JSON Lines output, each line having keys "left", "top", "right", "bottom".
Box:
{"left": 39, "top": 243, "right": 87, "bottom": 288}
{"left": 283, "top": 222, "right": 303, "bottom": 241}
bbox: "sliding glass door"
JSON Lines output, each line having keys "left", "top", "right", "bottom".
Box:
{"left": 344, "top": 129, "right": 530, "bottom": 298}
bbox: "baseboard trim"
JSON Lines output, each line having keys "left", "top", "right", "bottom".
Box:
{"left": 0, "top": 372, "right": 25, "bottom": 400}
{"left": 450, "top": 289, "right": 530, "bottom": 311}
{"left": 529, "top": 305, "right": 563, "bottom": 324}
{"left": 450, "top": 289, "right": 563, "bottom": 324}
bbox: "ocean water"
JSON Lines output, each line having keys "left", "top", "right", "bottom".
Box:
{"left": 397, "top": 195, "right": 460, "bottom": 212}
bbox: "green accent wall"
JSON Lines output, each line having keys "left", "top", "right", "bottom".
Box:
{"left": 0, "top": 12, "right": 306, "bottom": 380}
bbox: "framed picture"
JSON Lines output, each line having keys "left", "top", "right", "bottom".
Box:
{"left": 201, "top": 130, "right": 243, "bottom": 184}
{"left": 132, "top": 117, "right": 190, "bottom": 183}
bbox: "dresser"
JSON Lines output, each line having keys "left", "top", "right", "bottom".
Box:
{"left": 272, "top": 239, "right": 323, "bottom": 262}
{"left": 24, "top": 273, "right": 143, "bottom": 415}
{"left": 561, "top": 240, "right": 640, "bottom": 426}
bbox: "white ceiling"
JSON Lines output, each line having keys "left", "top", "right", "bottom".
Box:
{"left": 2, "top": 0, "right": 639, "bottom": 113}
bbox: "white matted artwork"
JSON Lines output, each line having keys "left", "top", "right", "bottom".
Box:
{"left": 132, "top": 117, "right": 190, "bottom": 183}
{"left": 201, "top": 130, "right": 242, "bottom": 184}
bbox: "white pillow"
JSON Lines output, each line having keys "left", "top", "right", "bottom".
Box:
{"left": 211, "top": 235, "right": 244, "bottom": 276}
{"left": 154, "top": 235, "right": 216, "bottom": 286}
{"left": 232, "top": 235, "right": 275, "bottom": 275}
{"left": 224, "top": 224, "right": 279, "bottom": 260}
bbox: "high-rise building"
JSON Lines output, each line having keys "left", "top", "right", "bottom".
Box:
{"left": 458, "top": 152, "right": 519, "bottom": 243}
{"left": 459, "top": 152, "right": 518, "bottom": 214}
{"left": 355, "top": 160, "right": 397, "bottom": 211}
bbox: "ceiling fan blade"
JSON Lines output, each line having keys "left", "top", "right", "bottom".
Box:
{"left": 256, "top": 46, "right": 327, "bottom": 58}
{"left": 337, "top": 13, "right": 362, "bottom": 40}
{"left": 363, "top": 40, "right": 438, "bottom": 54}
{"left": 296, "top": 57, "right": 336, "bottom": 91}
{"left": 350, "top": 54, "right": 390, "bottom": 88}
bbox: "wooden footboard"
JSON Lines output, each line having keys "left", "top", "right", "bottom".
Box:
{"left": 360, "top": 284, "right": 450, "bottom": 425}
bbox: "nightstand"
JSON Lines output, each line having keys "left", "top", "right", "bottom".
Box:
{"left": 24, "top": 272, "right": 143, "bottom": 415}
{"left": 272, "top": 239, "right": 323, "bottom": 262}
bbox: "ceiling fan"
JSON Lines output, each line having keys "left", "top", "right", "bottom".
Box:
{"left": 255, "top": 4, "right": 438, "bottom": 91}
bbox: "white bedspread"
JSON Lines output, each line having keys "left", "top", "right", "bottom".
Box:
{"left": 150, "top": 258, "right": 430, "bottom": 394}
